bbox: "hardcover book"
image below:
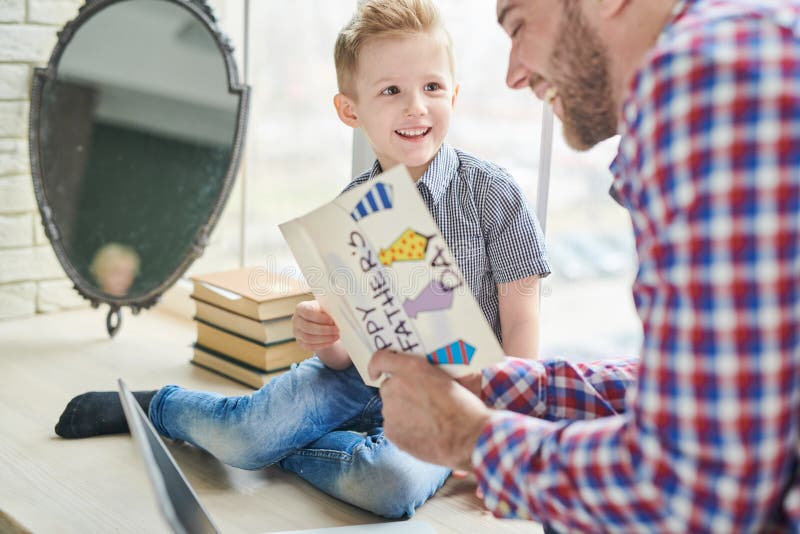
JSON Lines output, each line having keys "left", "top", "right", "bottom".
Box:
{"left": 279, "top": 165, "right": 504, "bottom": 387}
{"left": 190, "top": 267, "right": 312, "bottom": 321}
{"left": 193, "top": 298, "right": 294, "bottom": 345}
{"left": 191, "top": 345, "right": 287, "bottom": 389}
{"left": 195, "top": 320, "right": 311, "bottom": 371}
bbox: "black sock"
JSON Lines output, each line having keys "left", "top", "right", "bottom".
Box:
{"left": 54, "top": 390, "right": 157, "bottom": 439}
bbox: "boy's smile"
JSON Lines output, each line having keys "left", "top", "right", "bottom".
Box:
{"left": 396, "top": 127, "right": 431, "bottom": 139}
{"left": 334, "top": 31, "right": 458, "bottom": 181}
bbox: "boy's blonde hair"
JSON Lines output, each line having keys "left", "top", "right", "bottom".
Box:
{"left": 90, "top": 242, "right": 140, "bottom": 280}
{"left": 334, "top": 0, "right": 454, "bottom": 96}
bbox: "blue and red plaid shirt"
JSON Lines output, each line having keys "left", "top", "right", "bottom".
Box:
{"left": 472, "top": 0, "right": 800, "bottom": 530}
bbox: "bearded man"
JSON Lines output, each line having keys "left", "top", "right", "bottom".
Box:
{"left": 369, "top": 0, "right": 800, "bottom": 531}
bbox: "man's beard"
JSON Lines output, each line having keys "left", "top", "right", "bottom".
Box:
{"left": 548, "top": 0, "right": 618, "bottom": 151}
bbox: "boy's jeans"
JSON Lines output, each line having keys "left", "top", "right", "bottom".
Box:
{"left": 149, "top": 356, "right": 450, "bottom": 518}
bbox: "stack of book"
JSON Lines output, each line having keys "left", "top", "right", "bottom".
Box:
{"left": 189, "top": 267, "right": 314, "bottom": 388}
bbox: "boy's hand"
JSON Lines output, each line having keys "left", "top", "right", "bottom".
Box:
{"left": 293, "top": 300, "right": 340, "bottom": 351}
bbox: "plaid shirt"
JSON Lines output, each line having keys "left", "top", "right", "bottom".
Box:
{"left": 473, "top": 0, "right": 800, "bottom": 531}
{"left": 343, "top": 143, "right": 550, "bottom": 342}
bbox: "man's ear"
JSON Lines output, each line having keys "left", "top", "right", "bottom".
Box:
{"left": 334, "top": 93, "right": 359, "bottom": 128}
{"left": 598, "top": 0, "right": 626, "bottom": 19}
{"left": 451, "top": 83, "right": 460, "bottom": 109}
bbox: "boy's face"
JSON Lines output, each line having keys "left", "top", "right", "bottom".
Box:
{"left": 335, "top": 31, "right": 458, "bottom": 180}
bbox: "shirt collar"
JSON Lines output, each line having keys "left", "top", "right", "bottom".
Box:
{"left": 417, "top": 144, "right": 458, "bottom": 205}
{"left": 609, "top": 0, "right": 694, "bottom": 209}
{"left": 367, "top": 144, "right": 458, "bottom": 205}
{"left": 662, "top": 0, "right": 694, "bottom": 36}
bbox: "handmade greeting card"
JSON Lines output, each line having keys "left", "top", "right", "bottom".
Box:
{"left": 279, "top": 165, "right": 504, "bottom": 387}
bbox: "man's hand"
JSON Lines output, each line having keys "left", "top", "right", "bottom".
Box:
{"left": 368, "top": 350, "right": 491, "bottom": 470}
{"left": 455, "top": 371, "right": 482, "bottom": 398}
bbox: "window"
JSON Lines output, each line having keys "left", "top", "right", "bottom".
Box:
{"left": 441, "top": 1, "right": 641, "bottom": 359}
{"left": 539, "top": 129, "right": 641, "bottom": 360}
{"left": 190, "top": 0, "right": 354, "bottom": 278}
{"left": 193, "top": 1, "right": 641, "bottom": 359}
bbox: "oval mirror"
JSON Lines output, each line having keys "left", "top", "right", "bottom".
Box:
{"left": 30, "top": 0, "right": 249, "bottom": 336}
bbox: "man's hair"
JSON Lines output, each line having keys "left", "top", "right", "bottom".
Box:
{"left": 334, "top": 0, "right": 454, "bottom": 96}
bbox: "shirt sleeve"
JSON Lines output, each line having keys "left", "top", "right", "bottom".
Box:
{"left": 472, "top": 11, "right": 800, "bottom": 531}
{"left": 480, "top": 169, "right": 550, "bottom": 283}
{"left": 480, "top": 357, "right": 639, "bottom": 420}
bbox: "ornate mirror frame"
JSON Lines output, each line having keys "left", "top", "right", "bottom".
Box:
{"left": 29, "top": 0, "right": 249, "bottom": 336}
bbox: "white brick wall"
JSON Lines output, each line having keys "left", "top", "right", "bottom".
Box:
{"left": 33, "top": 212, "right": 47, "bottom": 244}
{"left": 0, "top": 175, "right": 35, "bottom": 212}
{"left": 0, "top": 282, "right": 36, "bottom": 319}
{"left": 0, "top": 25, "right": 58, "bottom": 62}
{"left": 0, "top": 65, "right": 29, "bottom": 99}
{"left": 0, "top": 140, "right": 29, "bottom": 175}
{"left": 28, "top": 0, "right": 82, "bottom": 25}
{"left": 37, "top": 278, "right": 85, "bottom": 312}
{"left": 0, "top": 213, "right": 33, "bottom": 247}
{"left": 0, "top": 101, "right": 28, "bottom": 138}
{"left": 0, "top": 0, "right": 25, "bottom": 23}
{"left": 0, "top": 245, "right": 63, "bottom": 284}
{"left": 0, "top": 0, "right": 85, "bottom": 320}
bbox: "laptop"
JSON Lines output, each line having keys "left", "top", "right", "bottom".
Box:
{"left": 117, "top": 378, "right": 437, "bottom": 534}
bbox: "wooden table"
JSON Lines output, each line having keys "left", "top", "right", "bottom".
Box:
{"left": 0, "top": 307, "right": 542, "bottom": 533}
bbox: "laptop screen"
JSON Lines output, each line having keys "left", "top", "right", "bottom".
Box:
{"left": 117, "top": 378, "right": 220, "bottom": 534}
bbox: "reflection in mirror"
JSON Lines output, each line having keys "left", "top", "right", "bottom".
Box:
{"left": 31, "top": 0, "right": 248, "bottom": 335}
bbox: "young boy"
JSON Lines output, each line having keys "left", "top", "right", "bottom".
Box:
{"left": 55, "top": 0, "right": 550, "bottom": 519}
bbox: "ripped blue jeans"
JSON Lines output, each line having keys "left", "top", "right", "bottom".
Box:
{"left": 148, "top": 356, "right": 450, "bottom": 518}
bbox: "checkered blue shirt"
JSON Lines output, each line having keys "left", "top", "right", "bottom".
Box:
{"left": 473, "top": 0, "right": 800, "bottom": 530}
{"left": 343, "top": 143, "right": 550, "bottom": 342}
